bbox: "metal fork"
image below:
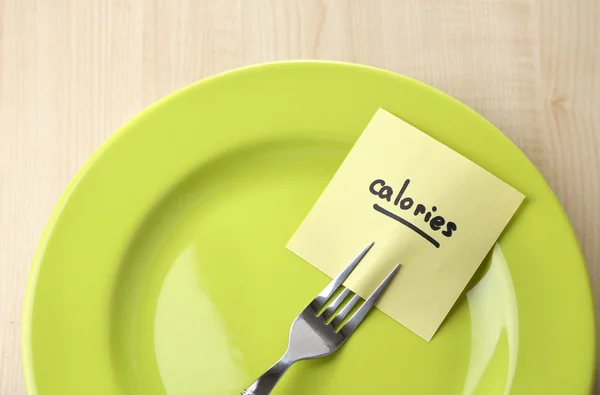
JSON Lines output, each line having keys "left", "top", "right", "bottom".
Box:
{"left": 241, "top": 241, "right": 400, "bottom": 395}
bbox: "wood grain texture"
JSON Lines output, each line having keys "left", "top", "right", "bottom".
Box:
{"left": 0, "top": 0, "right": 598, "bottom": 393}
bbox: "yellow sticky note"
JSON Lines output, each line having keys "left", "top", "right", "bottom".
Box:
{"left": 287, "top": 108, "right": 524, "bottom": 341}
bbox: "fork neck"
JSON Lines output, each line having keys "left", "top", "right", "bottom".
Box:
{"left": 242, "top": 356, "right": 293, "bottom": 395}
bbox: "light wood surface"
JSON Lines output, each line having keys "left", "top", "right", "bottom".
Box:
{"left": 1, "top": 1, "right": 598, "bottom": 393}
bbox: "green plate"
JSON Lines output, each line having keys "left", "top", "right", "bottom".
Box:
{"left": 23, "top": 61, "right": 595, "bottom": 395}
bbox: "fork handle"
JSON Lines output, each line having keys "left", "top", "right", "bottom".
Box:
{"left": 241, "top": 357, "right": 293, "bottom": 395}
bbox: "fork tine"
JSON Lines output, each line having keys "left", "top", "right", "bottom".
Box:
{"left": 321, "top": 288, "right": 351, "bottom": 320}
{"left": 330, "top": 294, "right": 361, "bottom": 329}
{"left": 339, "top": 264, "right": 401, "bottom": 336}
{"left": 310, "top": 241, "right": 374, "bottom": 310}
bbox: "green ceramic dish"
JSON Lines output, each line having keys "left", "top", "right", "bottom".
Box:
{"left": 23, "top": 61, "right": 595, "bottom": 395}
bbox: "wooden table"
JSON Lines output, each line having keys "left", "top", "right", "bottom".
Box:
{"left": 1, "top": 1, "right": 598, "bottom": 393}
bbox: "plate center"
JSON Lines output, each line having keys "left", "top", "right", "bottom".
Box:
{"left": 110, "top": 138, "right": 516, "bottom": 395}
